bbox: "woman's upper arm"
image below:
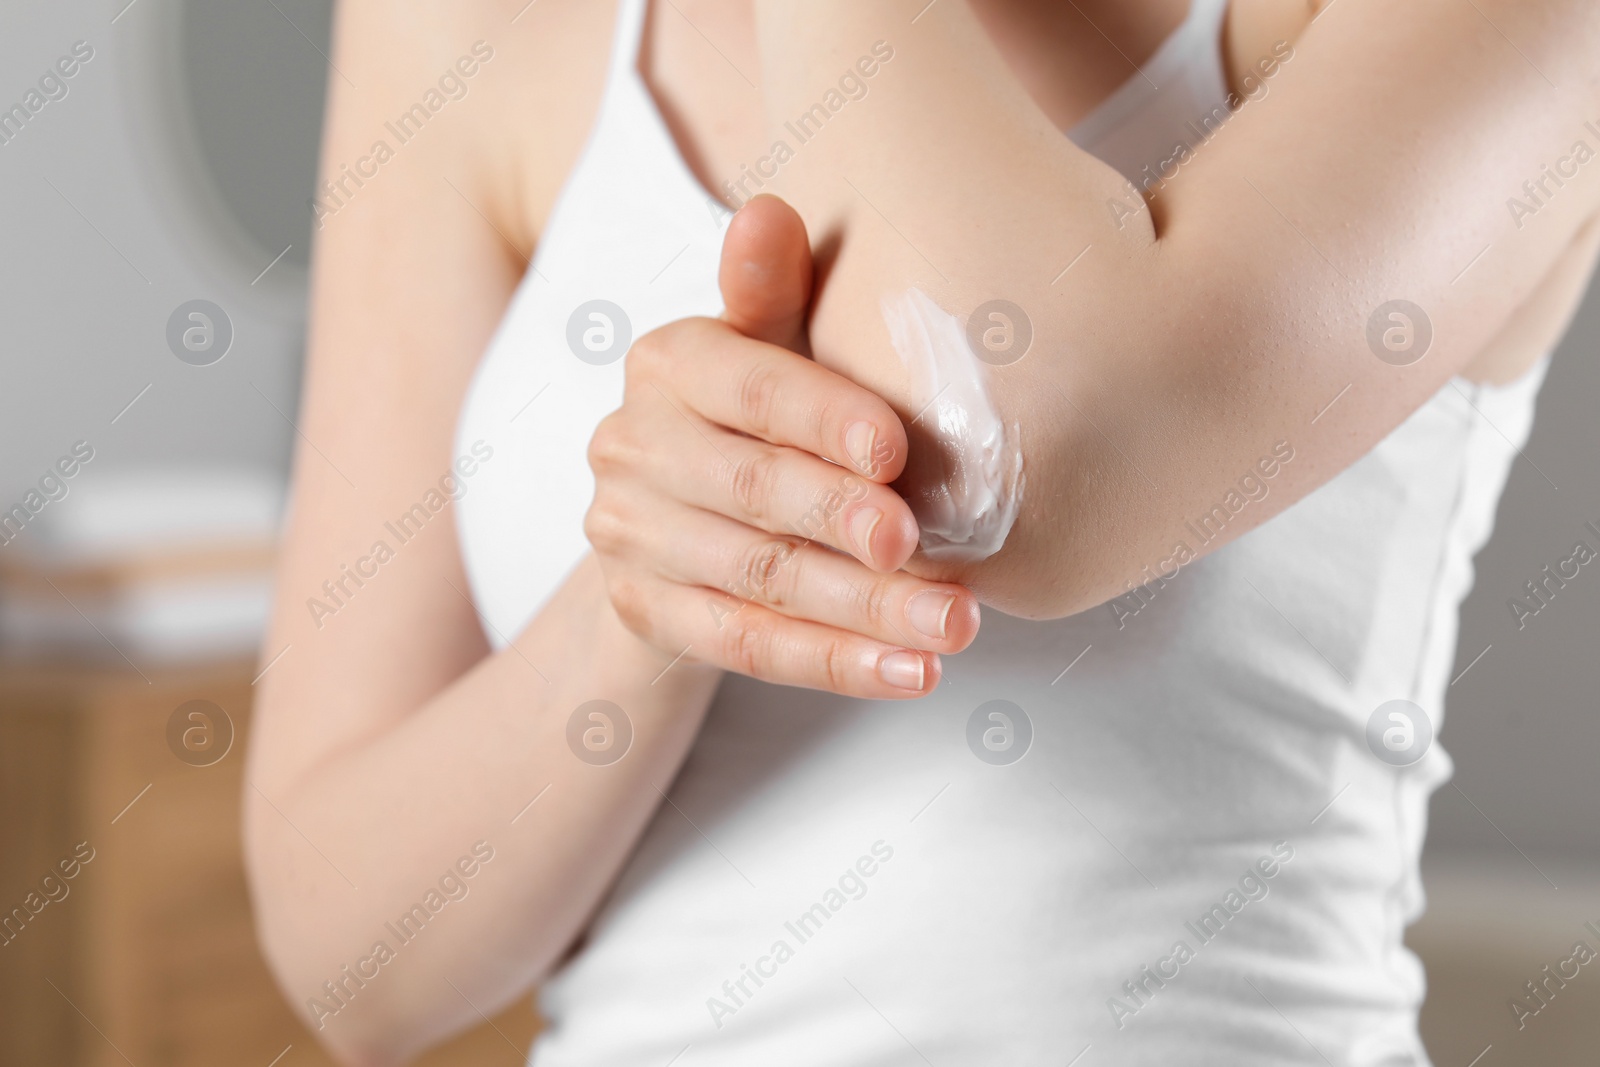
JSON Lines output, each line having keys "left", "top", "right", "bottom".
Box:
{"left": 751, "top": 0, "right": 1600, "bottom": 616}
{"left": 249, "top": 0, "right": 576, "bottom": 797}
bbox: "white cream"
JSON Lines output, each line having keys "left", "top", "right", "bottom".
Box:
{"left": 881, "top": 287, "right": 1024, "bottom": 562}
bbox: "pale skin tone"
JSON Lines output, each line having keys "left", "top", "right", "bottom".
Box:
{"left": 244, "top": 1, "right": 1600, "bottom": 1063}
{"left": 745, "top": 0, "right": 1600, "bottom": 614}
{"left": 585, "top": 198, "right": 981, "bottom": 696}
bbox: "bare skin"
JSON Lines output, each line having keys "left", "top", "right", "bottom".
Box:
{"left": 585, "top": 198, "right": 982, "bottom": 698}
{"left": 245, "top": 1, "right": 1600, "bottom": 1064}
{"left": 746, "top": 0, "right": 1600, "bottom": 616}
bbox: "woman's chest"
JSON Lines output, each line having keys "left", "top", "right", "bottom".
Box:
{"left": 507, "top": 0, "right": 1314, "bottom": 239}
{"left": 639, "top": 0, "right": 1244, "bottom": 202}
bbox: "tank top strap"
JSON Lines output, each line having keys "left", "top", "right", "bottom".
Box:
{"left": 1188, "top": 0, "right": 1232, "bottom": 39}
{"left": 604, "top": 0, "right": 650, "bottom": 93}
{"left": 1171, "top": 0, "right": 1232, "bottom": 88}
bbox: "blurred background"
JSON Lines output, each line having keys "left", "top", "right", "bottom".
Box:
{"left": 0, "top": 1, "right": 1594, "bottom": 1064}
{"left": 0, "top": 1, "right": 539, "bottom": 1063}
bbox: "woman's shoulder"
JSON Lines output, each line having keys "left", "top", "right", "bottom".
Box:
{"left": 333, "top": 0, "right": 620, "bottom": 252}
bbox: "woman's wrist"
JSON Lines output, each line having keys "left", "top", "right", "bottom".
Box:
{"left": 531, "top": 553, "right": 725, "bottom": 696}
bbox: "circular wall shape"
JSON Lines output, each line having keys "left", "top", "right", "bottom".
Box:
{"left": 177, "top": 0, "right": 331, "bottom": 272}
{"left": 116, "top": 0, "right": 331, "bottom": 302}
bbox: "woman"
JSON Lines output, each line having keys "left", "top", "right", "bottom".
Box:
{"left": 245, "top": 0, "right": 1600, "bottom": 1063}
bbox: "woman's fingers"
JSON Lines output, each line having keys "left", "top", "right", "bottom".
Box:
{"left": 584, "top": 229, "right": 984, "bottom": 700}
{"left": 643, "top": 417, "right": 921, "bottom": 572}
{"left": 628, "top": 317, "right": 909, "bottom": 484}
{"left": 619, "top": 574, "right": 943, "bottom": 700}
{"left": 719, "top": 194, "right": 814, "bottom": 353}
{"left": 656, "top": 505, "right": 978, "bottom": 653}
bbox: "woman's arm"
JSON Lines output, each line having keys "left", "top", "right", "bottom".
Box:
{"left": 749, "top": 0, "right": 1600, "bottom": 618}
{"left": 243, "top": 4, "right": 723, "bottom": 1064}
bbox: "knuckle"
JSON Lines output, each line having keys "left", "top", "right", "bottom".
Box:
{"left": 817, "top": 634, "right": 854, "bottom": 693}
{"left": 813, "top": 392, "right": 851, "bottom": 448}
{"left": 608, "top": 577, "right": 651, "bottom": 636}
{"left": 736, "top": 361, "right": 781, "bottom": 436}
{"left": 727, "top": 449, "right": 781, "bottom": 521}
{"left": 588, "top": 415, "right": 644, "bottom": 478}
{"left": 854, "top": 576, "right": 897, "bottom": 629}
{"left": 627, "top": 329, "right": 670, "bottom": 377}
{"left": 724, "top": 616, "right": 775, "bottom": 678}
{"left": 634, "top": 318, "right": 705, "bottom": 372}
{"left": 734, "top": 537, "right": 801, "bottom": 607}
{"left": 582, "top": 501, "right": 628, "bottom": 555}
{"left": 586, "top": 417, "right": 618, "bottom": 473}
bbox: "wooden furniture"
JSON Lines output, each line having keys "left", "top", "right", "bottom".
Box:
{"left": 10, "top": 660, "right": 1589, "bottom": 1065}
{"left": 1409, "top": 855, "right": 1600, "bottom": 1067}
{"left": 0, "top": 660, "right": 539, "bottom": 1066}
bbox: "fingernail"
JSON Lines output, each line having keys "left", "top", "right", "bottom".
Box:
{"left": 907, "top": 590, "right": 955, "bottom": 641}
{"left": 879, "top": 650, "right": 926, "bottom": 691}
{"left": 849, "top": 506, "right": 883, "bottom": 564}
{"left": 845, "top": 421, "right": 877, "bottom": 475}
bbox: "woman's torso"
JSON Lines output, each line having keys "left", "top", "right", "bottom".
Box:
{"left": 496, "top": 0, "right": 1580, "bottom": 387}
{"left": 456, "top": 1, "right": 1558, "bottom": 1063}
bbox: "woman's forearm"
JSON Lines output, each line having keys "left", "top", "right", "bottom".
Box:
{"left": 246, "top": 556, "right": 719, "bottom": 1065}
{"left": 750, "top": 0, "right": 1600, "bottom": 618}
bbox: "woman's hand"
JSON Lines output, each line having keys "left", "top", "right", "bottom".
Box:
{"left": 585, "top": 196, "right": 979, "bottom": 698}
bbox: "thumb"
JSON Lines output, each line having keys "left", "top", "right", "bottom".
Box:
{"left": 718, "top": 194, "right": 813, "bottom": 354}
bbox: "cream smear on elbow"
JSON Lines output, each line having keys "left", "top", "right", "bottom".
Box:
{"left": 881, "top": 288, "right": 1024, "bottom": 562}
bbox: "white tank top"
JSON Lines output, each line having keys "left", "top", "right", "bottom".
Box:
{"left": 454, "top": 2, "right": 1548, "bottom": 1063}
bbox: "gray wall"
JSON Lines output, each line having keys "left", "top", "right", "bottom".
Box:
{"left": 1430, "top": 291, "right": 1600, "bottom": 860}
{"left": 0, "top": 0, "right": 329, "bottom": 501}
